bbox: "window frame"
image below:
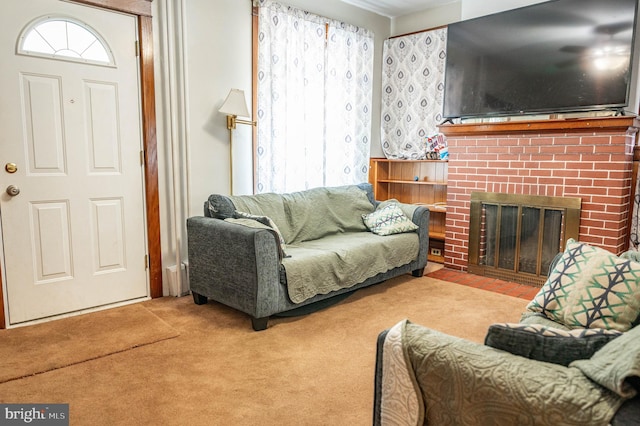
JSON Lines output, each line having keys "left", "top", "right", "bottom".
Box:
{"left": 17, "top": 15, "right": 116, "bottom": 67}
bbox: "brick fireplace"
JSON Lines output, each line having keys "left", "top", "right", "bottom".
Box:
{"left": 439, "top": 116, "right": 640, "bottom": 273}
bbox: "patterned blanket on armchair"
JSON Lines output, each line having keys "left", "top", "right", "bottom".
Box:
{"left": 374, "top": 319, "right": 632, "bottom": 426}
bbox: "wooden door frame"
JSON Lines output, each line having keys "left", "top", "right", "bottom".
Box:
{"left": 0, "top": 0, "right": 162, "bottom": 329}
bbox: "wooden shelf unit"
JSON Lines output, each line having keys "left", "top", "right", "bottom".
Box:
{"left": 369, "top": 158, "right": 448, "bottom": 263}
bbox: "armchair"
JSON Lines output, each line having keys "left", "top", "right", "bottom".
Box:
{"left": 374, "top": 239, "right": 640, "bottom": 425}
{"left": 373, "top": 320, "right": 640, "bottom": 425}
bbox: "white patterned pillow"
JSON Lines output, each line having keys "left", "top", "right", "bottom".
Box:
{"left": 362, "top": 203, "right": 418, "bottom": 236}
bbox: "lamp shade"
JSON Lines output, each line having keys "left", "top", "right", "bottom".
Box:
{"left": 219, "top": 89, "right": 250, "bottom": 118}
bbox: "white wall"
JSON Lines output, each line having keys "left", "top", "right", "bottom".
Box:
{"left": 391, "top": 2, "right": 460, "bottom": 36}
{"left": 391, "top": 0, "right": 547, "bottom": 36}
{"left": 461, "top": 0, "right": 547, "bottom": 20}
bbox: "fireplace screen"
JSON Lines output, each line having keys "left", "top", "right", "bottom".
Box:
{"left": 468, "top": 193, "right": 581, "bottom": 287}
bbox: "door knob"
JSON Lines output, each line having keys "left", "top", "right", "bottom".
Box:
{"left": 6, "top": 185, "right": 20, "bottom": 196}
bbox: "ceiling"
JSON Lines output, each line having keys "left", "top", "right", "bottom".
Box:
{"left": 339, "top": 0, "right": 456, "bottom": 18}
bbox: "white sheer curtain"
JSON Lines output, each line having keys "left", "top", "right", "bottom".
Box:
{"left": 255, "top": 0, "right": 373, "bottom": 193}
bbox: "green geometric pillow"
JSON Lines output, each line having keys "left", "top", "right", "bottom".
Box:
{"left": 362, "top": 202, "right": 418, "bottom": 236}
{"left": 526, "top": 239, "right": 640, "bottom": 332}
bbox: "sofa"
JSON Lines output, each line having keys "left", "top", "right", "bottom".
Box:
{"left": 374, "top": 238, "right": 640, "bottom": 425}
{"left": 187, "top": 183, "right": 429, "bottom": 330}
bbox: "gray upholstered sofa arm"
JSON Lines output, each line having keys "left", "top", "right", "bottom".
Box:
{"left": 187, "top": 216, "right": 282, "bottom": 324}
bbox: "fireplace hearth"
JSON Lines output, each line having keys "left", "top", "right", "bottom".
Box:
{"left": 468, "top": 192, "right": 580, "bottom": 287}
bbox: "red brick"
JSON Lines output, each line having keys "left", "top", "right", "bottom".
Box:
{"left": 608, "top": 187, "right": 631, "bottom": 197}
{"left": 579, "top": 236, "right": 605, "bottom": 246}
{"left": 590, "top": 212, "right": 623, "bottom": 222}
{"left": 540, "top": 146, "right": 566, "bottom": 154}
{"left": 582, "top": 136, "right": 611, "bottom": 145}
{"left": 554, "top": 169, "right": 581, "bottom": 178}
{"left": 554, "top": 154, "right": 583, "bottom": 162}
{"left": 538, "top": 177, "right": 564, "bottom": 186}
{"left": 581, "top": 219, "right": 605, "bottom": 228}
{"left": 607, "top": 170, "right": 632, "bottom": 181}
{"left": 580, "top": 170, "right": 611, "bottom": 179}
{"left": 533, "top": 137, "right": 555, "bottom": 145}
{"left": 531, "top": 154, "right": 556, "bottom": 162}
{"left": 539, "top": 162, "right": 570, "bottom": 170}
{"left": 602, "top": 238, "right": 622, "bottom": 249}
{"left": 594, "top": 145, "right": 627, "bottom": 154}
{"left": 581, "top": 154, "right": 611, "bottom": 163}
{"left": 610, "top": 135, "right": 628, "bottom": 145}
{"left": 566, "top": 145, "right": 595, "bottom": 154}
{"left": 561, "top": 186, "right": 580, "bottom": 195}
{"left": 605, "top": 204, "right": 626, "bottom": 214}
{"left": 581, "top": 202, "right": 606, "bottom": 212}
{"left": 553, "top": 137, "right": 582, "bottom": 145}
{"left": 572, "top": 162, "right": 596, "bottom": 170}
{"left": 467, "top": 146, "right": 489, "bottom": 154}
{"left": 468, "top": 160, "right": 490, "bottom": 168}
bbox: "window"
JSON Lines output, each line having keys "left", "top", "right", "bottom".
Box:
{"left": 18, "top": 16, "right": 114, "bottom": 66}
{"left": 255, "top": 1, "right": 374, "bottom": 193}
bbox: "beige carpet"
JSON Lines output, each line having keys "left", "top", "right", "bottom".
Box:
{"left": 0, "top": 274, "right": 528, "bottom": 425}
{"left": 0, "top": 303, "right": 179, "bottom": 383}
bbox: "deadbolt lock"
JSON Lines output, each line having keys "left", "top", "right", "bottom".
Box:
{"left": 5, "top": 163, "right": 17, "bottom": 174}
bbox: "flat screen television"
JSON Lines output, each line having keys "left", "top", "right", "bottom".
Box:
{"left": 443, "top": 0, "right": 638, "bottom": 119}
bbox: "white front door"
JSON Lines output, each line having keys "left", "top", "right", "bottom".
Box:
{"left": 0, "top": 0, "right": 149, "bottom": 325}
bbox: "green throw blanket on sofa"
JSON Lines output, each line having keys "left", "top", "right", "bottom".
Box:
{"left": 283, "top": 232, "right": 418, "bottom": 303}
{"left": 230, "top": 186, "right": 420, "bottom": 304}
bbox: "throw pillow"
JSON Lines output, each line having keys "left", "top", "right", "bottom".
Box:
{"left": 234, "top": 210, "right": 286, "bottom": 245}
{"left": 485, "top": 322, "right": 622, "bottom": 366}
{"left": 230, "top": 211, "right": 289, "bottom": 258}
{"left": 206, "top": 194, "right": 236, "bottom": 219}
{"left": 526, "top": 238, "right": 640, "bottom": 332}
{"left": 362, "top": 202, "right": 419, "bottom": 236}
{"left": 570, "top": 324, "right": 640, "bottom": 399}
{"left": 621, "top": 249, "right": 640, "bottom": 263}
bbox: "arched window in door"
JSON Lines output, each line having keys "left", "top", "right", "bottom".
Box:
{"left": 17, "top": 16, "right": 115, "bottom": 66}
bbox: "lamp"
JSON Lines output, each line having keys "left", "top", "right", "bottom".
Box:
{"left": 219, "top": 89, "right": 256, "bottom": 194}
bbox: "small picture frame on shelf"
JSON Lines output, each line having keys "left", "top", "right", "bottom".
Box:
{"left": 426, "top": 151, "right": 439, "bottom": 160}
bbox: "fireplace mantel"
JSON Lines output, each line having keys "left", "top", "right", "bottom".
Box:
{"left": 440, "top": 116, "right": 639, "bottom": 137}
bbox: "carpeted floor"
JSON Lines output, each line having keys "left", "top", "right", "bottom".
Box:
{"left": 0, "top": 272, "right": 529, "bottom": 425}
{"left": 0, "top": 304, "right": 179, "bottom": 384}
